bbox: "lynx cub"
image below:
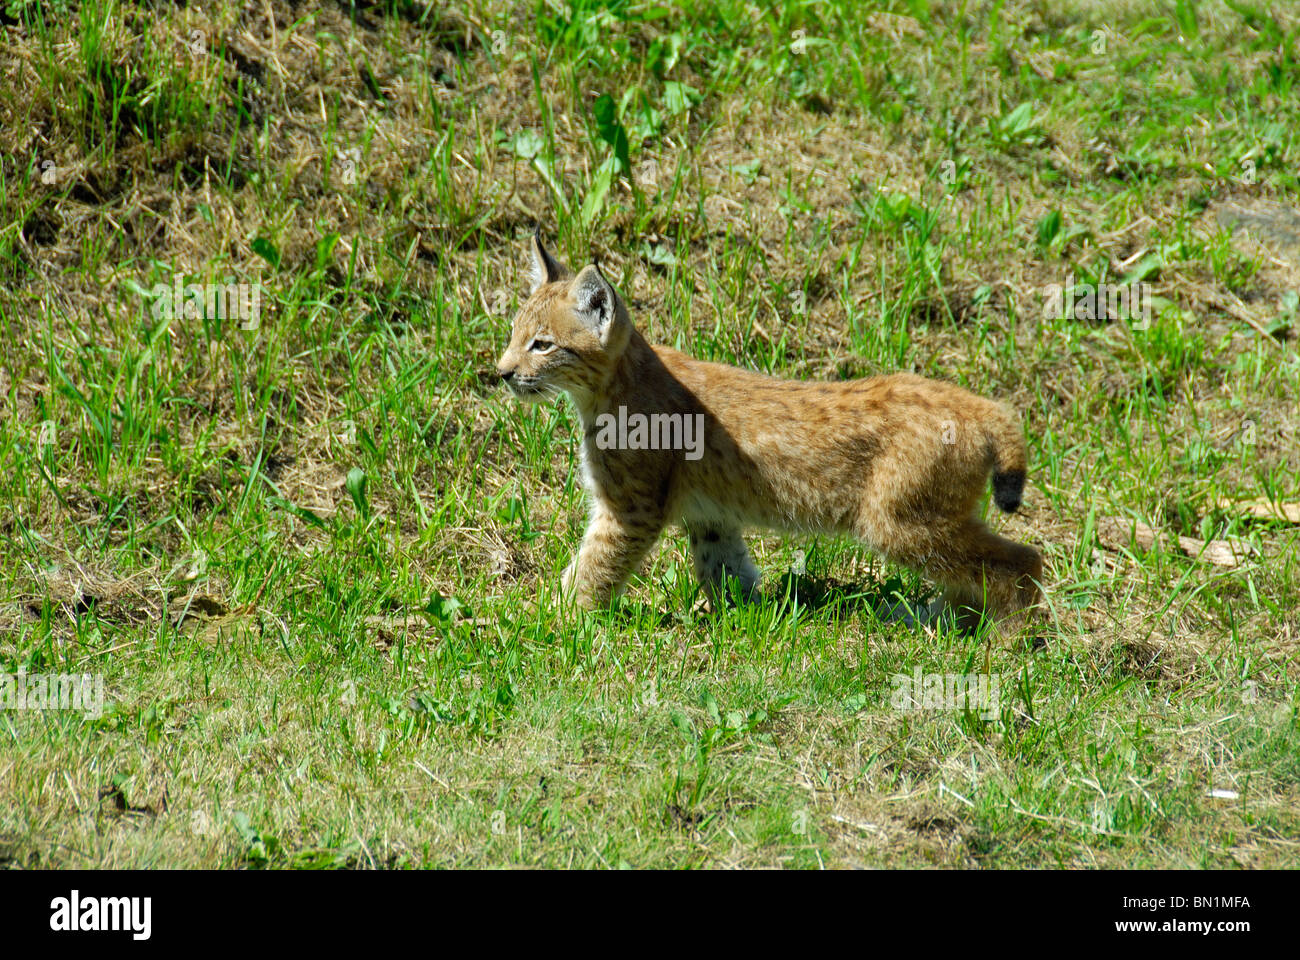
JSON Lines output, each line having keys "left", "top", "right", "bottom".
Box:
{"left": 497, "top": 233, "right": 1043, "bottom": 631}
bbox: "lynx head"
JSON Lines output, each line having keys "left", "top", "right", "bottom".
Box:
{"left": 496, "top": 231, "right": 631, "bottom": 403}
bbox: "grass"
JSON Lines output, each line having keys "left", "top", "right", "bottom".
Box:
{"left": 0, "top": 0, "right": 1298, "bottom": 868}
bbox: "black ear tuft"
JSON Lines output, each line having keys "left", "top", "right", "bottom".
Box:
{"left": 529, "top": 230, "right": 569, "bottom": 290}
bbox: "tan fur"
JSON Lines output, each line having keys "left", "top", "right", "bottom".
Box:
{"left": 497, "top": 234, "right": 1043, "bottom": 632}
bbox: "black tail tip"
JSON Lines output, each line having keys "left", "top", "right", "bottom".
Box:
{"left": 992, "top": 470, "right": 1025, "bottom": 513}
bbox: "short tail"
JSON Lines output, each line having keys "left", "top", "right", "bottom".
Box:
{"left": 985, "top": 403, "right": 1028, "bottom": 513}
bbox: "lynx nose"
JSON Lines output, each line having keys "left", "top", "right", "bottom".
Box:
{"left": 498, "top": 367, "right": 515, "bottom": 383}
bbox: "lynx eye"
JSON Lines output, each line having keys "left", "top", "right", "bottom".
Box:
{"left": 529, "top": 338, "right": 555, "bottom": 353}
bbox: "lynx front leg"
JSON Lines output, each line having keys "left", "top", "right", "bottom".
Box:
{"left": 688, "top": 526, "right": 760, "bottom": 610}
{"left": 561, "top": 503, "right": 665, "bottom": 608}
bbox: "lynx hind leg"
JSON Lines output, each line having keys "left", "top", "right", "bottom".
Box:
{"left": 935, "top": 522, "right": 1043, "bottom": 635}
{"left": 688, "top": 526, "right": 760, "bottom": 610}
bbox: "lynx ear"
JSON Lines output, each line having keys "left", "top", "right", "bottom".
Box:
{"left": 572, "top": 263, "right": 619, "bottom": 340}
{"left": 529, "top": 230, "right": 569, "bottom": 292}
